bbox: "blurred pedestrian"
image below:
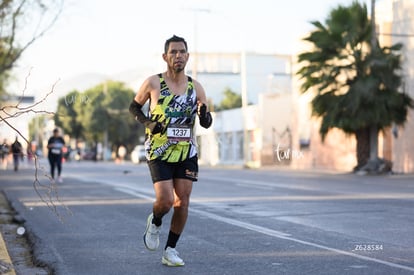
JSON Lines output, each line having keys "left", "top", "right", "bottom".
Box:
{"left": 1, "top": 139, "right": 10, "bottom": 170}
{"left": 27, "top": 141, "right": 36, "bottom": 164}
{"left": 47, "top": 128, "right": 65, "bottom": 182}
{"left": 11, "top": 137, "right": 22, "bottom": 171}
{"left": 118, "top": 145, "right": 127, "bottom": 162}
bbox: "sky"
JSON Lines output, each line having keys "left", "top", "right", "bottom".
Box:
{"left": 12, "top": 0, "right": 371, "bottom": 95}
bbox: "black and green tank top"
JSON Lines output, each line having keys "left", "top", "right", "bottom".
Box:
{"left": 145, "top": 73, "right": 198, "bottom": 162}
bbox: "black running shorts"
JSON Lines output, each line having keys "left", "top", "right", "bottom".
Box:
{"left": 148, "top": 156, "right": 198, "bottom": 183}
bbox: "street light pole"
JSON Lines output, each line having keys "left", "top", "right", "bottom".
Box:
{"left": 190, "top": 8, "right": 210, "bottom": 80}
{"left": 241, "top": 50, "right": 249, "bottom": 167}
{"left": 371, "top": 0, "right": 376, "bottom": 45}
{"left": 369, "top": 0, "right": 379, "bottom": 163}
{"left": 103, "top": 81, "right": 108, "bottom": 161}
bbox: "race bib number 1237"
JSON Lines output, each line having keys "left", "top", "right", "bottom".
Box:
{"left": 167, "top": 124, "right": 192, "bottom": 141}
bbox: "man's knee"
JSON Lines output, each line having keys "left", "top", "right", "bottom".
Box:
{"left": 173, "top": 197, "right": 190, "bottom": 209}
{"left": 156, "top": 198, "right": 174, "bottom": 213}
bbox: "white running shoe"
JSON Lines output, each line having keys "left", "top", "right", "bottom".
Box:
{"left": 162, "top": 247, "right": 185, "bottom": 266}
{"left": 58, "top": 176, "right": 63, "bottom": 183}
{"left": 143, "top": 213, "right": 160, "bottom": 251}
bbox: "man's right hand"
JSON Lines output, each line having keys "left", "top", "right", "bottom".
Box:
{"left": 144, "top": 121, "right": 164, "bottom": 135}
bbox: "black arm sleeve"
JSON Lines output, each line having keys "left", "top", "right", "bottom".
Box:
{"left": 129, "top": 100, "right": 164, "bottom": 134}
{"left": 129, "top": 100, "right": 150, "bottom": 124}
{"left": 198, "top": 104, "right": 213, "bottom": 128}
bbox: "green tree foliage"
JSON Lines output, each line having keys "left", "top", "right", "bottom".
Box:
{"left": 296, "top": 1, "right": 413, "bottom": 170}
{"left": 54, "top": 90, "right": 83, "bottom": 140}
{"left": 215, "top": 87, "right": 242, "bottom": 111}
{"left": 28, "top": 114, "right": 47, "bottom": 147}
{"left": 76, "top": 85, "right": 107, "bottom": 142}
{"left": 0, "top": 0, "right": 62, "bottom": 99}
{"left": 54, "top": 81, "right": 142, "bottom": 152}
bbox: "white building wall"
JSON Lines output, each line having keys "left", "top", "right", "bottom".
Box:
{"left": 196, "top": 93, "right": 294, "bottom": 167}
{"left": 191, "top": 52, "right": 292, "bottom": 106}
{"left": 258, "top": 93, "right": 293, "bottom": 165}
{"left": 390, "top": 0, "right": 414, "bottom": 173}
{"left": 196, "top": 105, "right": 259, "bottom": 166}
{"left": 193, "top": 52, "right": 294, "bottom": 167}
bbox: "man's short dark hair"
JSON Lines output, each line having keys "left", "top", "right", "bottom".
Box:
{"left": 164, "top": 35, "right": 188, "bottom": 53}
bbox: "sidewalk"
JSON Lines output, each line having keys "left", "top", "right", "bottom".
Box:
{"left": 0, "top": 168, "right": 49, "bottom": 275}
{"left": 0, "top": 191, "right": 17, "bottom": 275}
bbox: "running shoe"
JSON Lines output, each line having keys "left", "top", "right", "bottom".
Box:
{"left": 162, "top": 247, "right": 185, "bottom": 266}
{"left": 143, "top": 213, "right": 160, "bottom": 251}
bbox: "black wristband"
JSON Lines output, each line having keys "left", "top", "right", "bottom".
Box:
{"left": 199, "top": 112, "right": 212, "bottom": 128}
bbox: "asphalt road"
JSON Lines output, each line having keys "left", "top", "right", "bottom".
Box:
{"left": 1, "top": 160, "right": 413, "bottom": 275}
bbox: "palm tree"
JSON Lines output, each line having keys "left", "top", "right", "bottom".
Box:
{"left": 296, "top": 1, "right": 413, "bottom": 172}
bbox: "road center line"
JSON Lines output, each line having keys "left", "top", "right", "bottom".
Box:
{"left": 111, "top": 182, "right": 414, "bottom": 272}
{"left": 190, "top": 208, "right": 291, "bottom": 237}
{"left": 190, "top": 207, "right": 414, "bottom": 273}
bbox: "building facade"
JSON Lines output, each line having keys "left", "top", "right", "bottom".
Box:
{"left": 193, "top": 52, "right": 294, "bottom": 167}
{"left": 196, "top": 92, "right": 293, "bottom": 167}
{"left": 198, "top": 0, "right": 414, "bottom": 173}
{"left": 387, "top": 0, "right": 414, "bottom": 173}
{"left": 189, "top": 52, "right": 292, "bottom": 106}
{"left": 290, "top": 0, "right": 414, "bottom": 173}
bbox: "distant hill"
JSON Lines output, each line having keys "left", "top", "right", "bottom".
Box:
{"left": 30, "top": 68, "right": 152, "bottom": 112}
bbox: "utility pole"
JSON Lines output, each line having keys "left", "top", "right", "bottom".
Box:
{"left": 103, "top": 81, "right": 108, "bottom": 161}
{"left": 241, "top": 50, "right": 249, "bottom": 167}
{"left": 371, "top": 0, "right": 376, "bottom": 46}
{"left": 369, "top": 0, "right": 379, "bottom": 164}
{"left": 190, "top": 8, "right": 210, "bottom": 80}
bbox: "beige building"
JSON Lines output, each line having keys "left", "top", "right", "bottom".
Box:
{"left": 291, "top": 0, "right": 414, "bottom": 173}
{"left": 196, "top": 92, "right": 293, "bottom": 167}
{"left": 196, "top": 0, "right": 414, "bottom": 173}
{"left": 193, "top": 52, "right": 294, "bottom": 167}
{"left": 386, "top": 0, "right": 414, "bottom": 173}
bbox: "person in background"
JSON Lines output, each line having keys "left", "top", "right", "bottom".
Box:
{"left": 118, "top": 145, "right": 127, "bottom": 162}
{"left": 0, "top": 139, "right": 10, "bottom": 170}
{"left": 27, "top": 141, "right": 36, "bottom": 164}
{"left": 47, "top": 128, "right": 65, "bottom": 182}
{"left": 11, "top": 137, "right": 22, "bottom": 172}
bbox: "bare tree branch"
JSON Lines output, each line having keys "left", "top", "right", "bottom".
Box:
{"left": 0, "top": 1, "right": 68, "bottom": 219}
{"left": 1, "top": 68, "right": 58, "bottom": 119}
{"left": 0, "top": 0, "right": 64, "bottom": 74}
{"left": 0, "top": 71, "right": 71, "bottom": 221}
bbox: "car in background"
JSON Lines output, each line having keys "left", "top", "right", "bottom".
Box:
{"left": 131, "top": 145, "right": 146, "bottom": 164}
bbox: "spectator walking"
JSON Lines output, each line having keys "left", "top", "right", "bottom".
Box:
{"left": 47, "top": 128, "right": 65, "bottom": 182}
{"left": 11, "top": 137, "right": 22, "bottom": 171}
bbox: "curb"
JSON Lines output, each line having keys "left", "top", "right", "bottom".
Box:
{"left": 0, "top": 232, "right": 16, "bottom": 275}
{"left": 0, "top": 171, "right": 50, "bottom": 275}
{"left": 0, "top": 190, "right": 16, "bottom": 275}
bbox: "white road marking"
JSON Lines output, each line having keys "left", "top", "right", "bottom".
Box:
{"left": 110, "top": 183, "right": 414, "bottom": 273}
{"left": 114, "top": 187, "right": 154, "bottom": 201}
{"left": 206, "top": 176, "right": 317, "bottom": 191}
{"left": 191, "top": 208, "right": 414, "bottom": 272}
{"left": 190, "top": 208, "right": 291, "bottom": 237}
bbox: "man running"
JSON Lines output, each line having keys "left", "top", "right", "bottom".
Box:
{"left": 47, "top": 128, "right": 65, "bottom": 182}
{"left": 129, "top": 35, "right": 212, "bottom": 266}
